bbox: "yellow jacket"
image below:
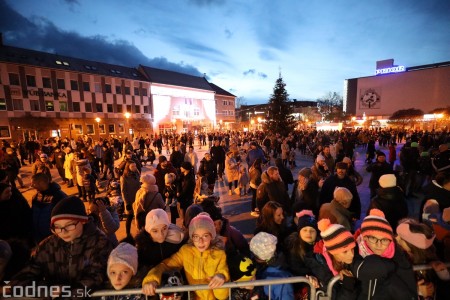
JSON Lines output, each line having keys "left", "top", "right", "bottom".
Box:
{"left": 143, "top": 244, "right": 229, "bottom": 300}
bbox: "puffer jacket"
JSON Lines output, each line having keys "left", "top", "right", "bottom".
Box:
{"left": 11, "top": 221, "right": 113, "bottom": 294}
{"left": 31, "top": 182, "right": 68, "bottom": 243}
{"left": 143, "top": 244, "right": 230, "bottom": 300}
{"left": 224, "top": 154, "right": 239, "bottom": 181}
{"left": 120, "top": 171, "right": 141, "bottom": 206}
{"left": 367, "top": 186, "right": 408, "bottom": 230}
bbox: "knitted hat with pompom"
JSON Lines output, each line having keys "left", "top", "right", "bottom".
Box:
{"left": 360, "top": 209, "right": 393, "bottom": 241}
{"left": 318, "top": 218, "right": 355, "bottom": 255}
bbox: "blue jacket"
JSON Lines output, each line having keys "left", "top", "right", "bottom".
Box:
{"left": 256, "top": 265, "right": 294, "bottom": 300}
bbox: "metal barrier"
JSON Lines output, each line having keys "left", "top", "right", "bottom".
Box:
{"left": 92, "top": 276, "right": 316, "bottom": 299}
{"left": 88, "top": 262, "right": 450, "bottom": 299}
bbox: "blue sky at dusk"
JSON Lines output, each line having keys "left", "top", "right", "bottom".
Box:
{"left": 1, "top": 0, "right": 449, "bottom": 104}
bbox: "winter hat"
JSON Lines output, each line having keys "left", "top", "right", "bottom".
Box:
{"left": 50, "top": 196, "right": 88, "bottom": 226}
{"left": 189, "top": 213, "right": 216, "bottom": 240}
{"left": 411, "top": 142, "right": 419, "bottom": 148}
{"left": 40, "top": 153, "right": 48, "bottom": 159}
{"left": 164, "top": 173, "right": 176, "bottom": 185}
{"left": 333, "top": 187, "right": 353, "bottom": 202}
{"left": 335, "top": 162, "right": 348, "bottom": 170}
{"left": 316, "top": 154, "right": 326, "bottom": 163}
{"left": 318, "top": 218, "right": 356, "bottom": 255}
{"left": 158, "top": 155, "right": 167, "bottom": 162}
{"left": 184, "top": 204, "right": 204, "bottom": 229}
{"left": 250, "top": 232, "right": 277, "bottom": 261}
{"left": 379, "top": 174, "right": 396, "bottom": 188}
{"left": 298, "top": 167, "right": 312, "bottom": 179}
{"left": 145, "top": 208, "right": 170, "bottom": 233}
{"left": 180, "top": 161, "right": 192, "bottom": 171}
{"left": 396, "top": 221, "right": 435, "bottom": 250}
{"left": 296, "top": 210, "right": 318, "bottom": 232}
{"left": 107, "top": 243, "right": 138, "bottom": 275}
{"left": 140, "top": 173, "right": 156, "bottom": 185}
{"left": 342, "top": 157, "right": 352, "bottom": 164}
{"left": 361, "top": 209, "right": 393, "bottom": 241}
{"left": 227, "top": 252, "right": 256, "bottom": 282}
{"left": 376, "top": 151, "right": 386, "bottom": 157}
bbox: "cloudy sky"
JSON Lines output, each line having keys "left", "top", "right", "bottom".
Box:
{"left": 1, "top": 0, "right": 449, "bottom": 104}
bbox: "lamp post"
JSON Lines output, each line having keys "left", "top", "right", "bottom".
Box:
{"left": 124, "top": 112, "right": 131, "bottom": 139}
{"left": 95, "top": 117, "right": 101, "bottom": 140}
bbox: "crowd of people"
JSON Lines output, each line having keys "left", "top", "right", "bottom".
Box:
{"left": 0, "top": 127, "right": 449, "bottom": 299}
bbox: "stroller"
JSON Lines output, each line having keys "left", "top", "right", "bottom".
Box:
{"left": 106, "top": 179, "right": 125, "bottom": 220}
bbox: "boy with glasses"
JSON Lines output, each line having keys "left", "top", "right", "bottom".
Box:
{"left": 10, "top": 196, "right": 113, "bottom": 298}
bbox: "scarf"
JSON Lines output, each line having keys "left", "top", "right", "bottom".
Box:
{"left": 356, "top": 235, "right": 395, "bottom": 259}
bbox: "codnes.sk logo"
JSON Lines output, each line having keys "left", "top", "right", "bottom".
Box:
{"left": 3, "top": 281, "right": 92, "bottom": 298}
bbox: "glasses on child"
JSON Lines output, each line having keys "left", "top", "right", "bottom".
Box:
{"left": 51, "top": 222, "right": 79, "bottom": 234}
{"left": 366, "top": 235, "right": 391, "bottom": 245}
{"left": 192, "top": 233, "right": 212, "bottom": 242}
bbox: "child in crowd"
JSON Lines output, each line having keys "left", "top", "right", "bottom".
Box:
{"left": 250, "top": 232, "right": 294, "bottom": 299}
{"left": 352, "top": 209, "right": 417, "bottom": 299}
{"left": 10, "top": 196, "right": 113, "bottom": 298}
{"left": 82, "top": 166, "right": 96, "bottom": 202}
{"left": 134, "top": 208, "right": 185, "bottom": 271}
{"left": 163, "top": 173, "right": 178, "bottom": 224}
{"left": 194, "top": 173, "right": 210, "bottom": 203}
{"left": 104, "top": 242, "right": 145, "bottom": 300}
{"left": 133, "top": 174, "right": 165, "bottom": 230}
{"left": 142, "top": 213, "right": 229, "bottom": 299}
{"left": 88, "top": 197, "right": 120, "bottom": 247}
{"left": 227, "top": 251, "right": 266, "bottom": 300}
{"left": 313, "top": 218, "right": 358, "bottom": 299}
{"left": 107, "top": 180, "right": 125, "bottom": 219}
{"left": 238, "top": 165, "right": 249, "bottom": 196}
{"left": 396, "top": 218, "right": 450, "bottom": 300}
{"left": 422, "top": 200, "right": 450, "bottom": 262}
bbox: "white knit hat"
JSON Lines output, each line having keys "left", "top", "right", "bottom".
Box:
{"left": 189, "top": 213, "right": 216, "bottom": 240}
{"left": 379, "top": 174, "right": 396, "bottom": 188}
{"left": 164, "top": 173, "right": 176, "bottom": 185}
{"left": 107, "top": 243, "right": 138, "bottom": 275}
{"left": 140, "top": 173, "right": 156, "bottom": 185}
{"left": 250, "top": 232, "right": 277, "bottom": 261}
{"left": 145, "top": 208, "right": 170, "bottom": 233}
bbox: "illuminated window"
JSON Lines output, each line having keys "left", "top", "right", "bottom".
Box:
{"left": 173, "top": 106, "right": 180, "bottom": 116}
{"left": 99, "top": 124, "right": 105, "bottom": 134}
{"left": 108, "top": 124, "right": 115, "bottom": 133}
{"left": 0, "top": 126, "right": 11, "bottom": 138}
{"left": 60, "top": 101, "right": 68, "bottom": 112}
{"left": 86, "top": 124, "right": 94, "bottom": 135}
{"left": 118, "top": 124, "right": 124, "bottom": 133}
{"left": 45, "top": 101, "right": 54, "bottom": 111}
{"left": 0, "top": 98, "right": 7, "bottom": 110}
{"left": 74, "top": 125, "right": 83, "bottom": 134}
{"left": 194, "top": 108, "right": 200, "bottom": 116}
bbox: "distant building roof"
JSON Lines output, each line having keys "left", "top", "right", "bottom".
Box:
{"left": 0, "top": 44, "right": 147, "bottom": 81}
{"left": 139, "top": 65, "right": 214, "bottom": 91}
{"left": 208, "top": 82, "right": 235, "bottom": 97}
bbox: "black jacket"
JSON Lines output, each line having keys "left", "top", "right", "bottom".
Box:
{"left": 368, "top": 186, "right": 408, "bottom": 230}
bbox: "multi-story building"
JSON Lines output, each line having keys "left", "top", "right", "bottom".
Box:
{"left": 0, "top": 40, "right": 235, "bottom": 141}
{"left": 208, "top": 82, "right": 236, "bottom": 130}
{"left": 344, "top": 59, "right": 450, "bottom": 128}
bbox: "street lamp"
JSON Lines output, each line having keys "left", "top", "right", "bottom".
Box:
{"left": 124, "top": 112, "right": 131, "bottom": 139}
{"left": 95, "top": 117, "right": 101, "bottom": 139}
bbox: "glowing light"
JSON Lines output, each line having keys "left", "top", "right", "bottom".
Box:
{"left": 95, "top": 117, "right": 101, "bottom": 123}
{"left": 376, "top": 65, "right": 405, "bottom": 75}
{"left": 124, "top": 112, "right": 131, "bottom": 119}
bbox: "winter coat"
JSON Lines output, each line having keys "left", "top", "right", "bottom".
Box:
{"left": 32, "top": 159, "right": 52, "bottom": 181}
{"left": 219, "top": 218, "right": 250, "bottom": 256}
{"left": 421, "top": 180, "right": 450, "bottom": 213}
{"left": 198, "top": 158, "right": 217, "bottom": 185}
{"left": 246, "top": 147, "right": 267, "bottom": 167}
{"left": 154, "top": 162, "right": 178, "bottom": 195}
{"left": 75, "top": 158, "right": 91, "bottom": 187}
{"left": 319, "top": 174, "right": 362, "bottom": 220}
{"left": 224, "top": 155, "right": 239, "bottom": 181}
{"left": 177, "top": 170, "right": 195, "bottom": 210}
{"left": 63, "top": 152, "right": 74, "bottom": 180}
{"left": 351, "top": 243, "right": 417, "bottom": 300}
{"left": 91, "top": 208, "right": 120, "bottom": 247}
{"left": 11, "top": 221, "right": 113, "bottom": 293}
{"left": 291, "top": 179, "right": 320, "bottom": 216}
{"left": 120, "top": 171, "right": 141, "bottom": 206}
{"left": 319, "top": 200, "right": 353, "bottom": 231}
{"left": 134, "top": 224, "right": 185, "bottom": 270}
{"left": 311, "top": 163, "right": 331, "bottom": 184}
{"left": 255, "top": 263, "right": 294, "bottom": 300}
{"left": 143, "top": 244, "right": 230, "bottom": 300}
{"left": 285, "top": 232, "right": 316, "bottom": 276}
{"left": 368, "top": 186, "right": 408, "bottom": 231}
{"left": 52, "top": 150, "right": 66, "bottom": 169}
{"left": 256, "top": 170, "right": 290, "bottom": 212}
{"left": 0, "top": 191, "right": 32, "bottom": 242}
{"left": 249, "top": 166, "right": 262, "bottom": 189}
{"left": 133, "top": 186, "right": 165, "bottom": 223}
{"left": 184, "top": 151, "right": 198, "bottom": 171}
{"left": 170, "top": 150, "right": 184, "bottom": 169}
{"left": 281, "top": 142, "right": 290, "bottom": 160}
{"left": 366, "top": 161, "right": 393, "bottom": 190}
{"left": 210, "top": 145, "right": 226, "bottom": 163}
{"left": 31, "top": 182, "right": 68, "bottom": 243}
{"left": 275, "top": 159, "right": 294, "bottom": 191}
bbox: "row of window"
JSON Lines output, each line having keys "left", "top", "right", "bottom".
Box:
{"left": 222, "top": 100, "right": 234, "bottom": 106}
{"left": 73, "top": 123, "right": 125, "bottom": 135}
{"left": 216, "top": 109, "right": 235, "bottom": 116}
{"left": 7, "top": 73, "right": 148, "bottom": 96}
{"left": 0, "top": 98, "right": 149, "bottom": 114}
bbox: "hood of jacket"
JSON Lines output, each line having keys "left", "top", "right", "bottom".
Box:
{"left": 376, "top": 186, "right": 404, "bottom": 201}
{"left": 261, "top": 170, "right": 273, "bottom": 184}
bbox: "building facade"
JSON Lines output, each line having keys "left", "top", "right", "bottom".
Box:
{"left": 0, "top": 42, "right": 235, "bottom": 141}
{"left": 344, "top": 59, "right": 450, "bottom": 126}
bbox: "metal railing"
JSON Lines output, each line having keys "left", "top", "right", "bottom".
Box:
{"left": 88, "top": 263, "right": 450, "bottom": 299}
